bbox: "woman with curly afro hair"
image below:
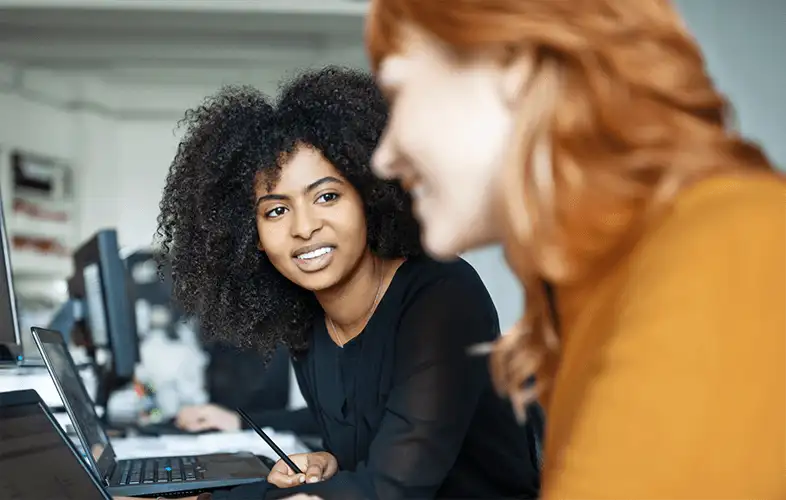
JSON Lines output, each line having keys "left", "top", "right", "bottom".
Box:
{"left": 152, "top": 66, "right": 541, "bottom": 500}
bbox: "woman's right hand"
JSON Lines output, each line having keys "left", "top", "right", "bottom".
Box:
{"left": 267, "top": 452, "right": 338, "bottom": 488}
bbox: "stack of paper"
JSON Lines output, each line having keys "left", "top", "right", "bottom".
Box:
{"left": 112, "top": 429, "right": 310, "bottom": 460}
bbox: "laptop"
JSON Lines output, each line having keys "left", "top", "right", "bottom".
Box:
{"left": 0, "top": 389, "right": 111, "bottom": 499}
{"left": 31, "top": 326, "right": 270, "bottom": 497}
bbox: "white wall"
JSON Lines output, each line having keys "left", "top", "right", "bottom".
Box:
{"left": 675, "top": 0, "right": 786, "bottom": 169}
{"left": 0, "top": 64, "right": 76, "bottom": 164}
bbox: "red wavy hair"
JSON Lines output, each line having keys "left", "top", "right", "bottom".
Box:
{"left": 366, "top": 0, "right": 774, "bottom": 412}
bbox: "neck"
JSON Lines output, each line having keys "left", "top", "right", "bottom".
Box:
{"left": 315, "top": 250, "right": 383, "bottom": 331}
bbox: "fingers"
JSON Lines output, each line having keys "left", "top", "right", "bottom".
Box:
{"left": 321, "top": 455, "right": 338, "bottom": 480}
{"left": 304, "top": 463, "right": 324, "bottom": 484}
{"left": 267, "top": 459, "right": 305, "bottom": 488}
{"left": 267, "top": 470, "right": 305, "bottom": 488}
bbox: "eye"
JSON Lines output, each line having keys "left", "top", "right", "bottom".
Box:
{"left": 316, "top": 192, "right": 340, "bottom": 204}
{"left": 264, "top": 206, "right": 288, "bottom": 219}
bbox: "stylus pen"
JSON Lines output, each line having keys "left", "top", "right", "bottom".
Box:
{"left": 236, "top": 407, "right": 303, "bottom": 475}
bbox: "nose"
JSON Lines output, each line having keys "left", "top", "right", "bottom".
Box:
{"left": 371, "top": 134, "right": 396, "bottom": 180}
{"left": 290, "top": 205, "right": 322, "bottom": 240}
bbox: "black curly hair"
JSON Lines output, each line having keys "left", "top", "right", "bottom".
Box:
{"left": 155, "top": 66, "right": 423, "bottom": 356}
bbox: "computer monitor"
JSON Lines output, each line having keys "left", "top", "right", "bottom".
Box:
{"left": 0, "top": 389, "right": 111, "bottom": 500}
{"left": 69, "top": 229, "right": 138, "bottom": 376}
{"left": 0, "top": 188, "right": 24, "bottom": 365}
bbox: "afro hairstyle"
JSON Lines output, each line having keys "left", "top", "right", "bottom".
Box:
{"left": 155, "top": 66, "right": 422, "bottom": 355}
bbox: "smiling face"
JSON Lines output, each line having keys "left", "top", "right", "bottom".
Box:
{"left": 255, "top": 144, "right": 370, "bottom": 291}
{"left": 371, "top": 25, "right": 534, "bottom": 259}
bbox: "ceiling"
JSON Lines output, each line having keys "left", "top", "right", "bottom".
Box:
{"left": 0, "top": 0, "right": 369, "bottom": 14}
{"left": 0, "top": 3, "right": 369, "bottom": 85}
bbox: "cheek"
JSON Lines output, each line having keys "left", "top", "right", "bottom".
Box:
{"left": 337, "top": 200, "right": 368, "bottom": 246}
{"left": 256, "top": 221, "right": 289, "bottom": 261}
{"left": 400, "top": 91, "right": 510, "bottom": 184}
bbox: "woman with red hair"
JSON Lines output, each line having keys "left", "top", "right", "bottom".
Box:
{"left": 366, "top": 0, "right": 785, "bottom": 498}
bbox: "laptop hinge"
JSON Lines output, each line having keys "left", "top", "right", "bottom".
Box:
{"left": 103, "top": 461, "right": 117, "bottom": 485}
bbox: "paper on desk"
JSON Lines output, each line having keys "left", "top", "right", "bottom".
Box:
{"left": 111, "top": 429, "right": 310, "bottom": 461}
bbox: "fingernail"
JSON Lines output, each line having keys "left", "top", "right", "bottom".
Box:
{"left": 299, "top": 475, "right": 306, "bottom": 483}
{"left": 308, "top": 476, "right": 319, "bottom": 483}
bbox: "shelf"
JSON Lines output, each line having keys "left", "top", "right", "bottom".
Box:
{"left": 10, "top": 251, "right": 73, "bottom": 279}
{"left": 9, "top": 213, "right": 75, "bottom": 241}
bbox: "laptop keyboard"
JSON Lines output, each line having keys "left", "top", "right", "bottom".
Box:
{"left": 117, "top": 456, "right": 204, "bottom": 485}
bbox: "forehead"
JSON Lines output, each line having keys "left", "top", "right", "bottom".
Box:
{"left": 256, "top": 146, "right": 342, "bottom": 194}
{"left": 376, "top": 26, "right": 455, "bottom": 86}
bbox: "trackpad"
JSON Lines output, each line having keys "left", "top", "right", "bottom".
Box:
{"left": 201, "top": 453, "right": 270, "bottom": 480}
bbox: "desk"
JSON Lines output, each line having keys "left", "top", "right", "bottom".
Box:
{"left": 0, "top": 366, "right": 63, "bottom": 407}
{"left": 112, "top": 429, "right": 310, "bottom": 460}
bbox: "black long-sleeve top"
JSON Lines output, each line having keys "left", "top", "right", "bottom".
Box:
{"left": 212, "top": 257, "right": 541, "bottom": 499}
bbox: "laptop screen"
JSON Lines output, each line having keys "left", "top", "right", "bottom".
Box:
{"left": 0, "top": 399, "right": 107, "bottom": 499}
{"left": 36, "top": 335, "right": 114, "bottom": 474}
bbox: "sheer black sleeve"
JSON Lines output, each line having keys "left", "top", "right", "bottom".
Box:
{"left": 349, "top": 271, "right": 499, "bottom": 499}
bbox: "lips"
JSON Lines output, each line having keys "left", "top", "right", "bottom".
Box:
{"left": 292, "top": 243, "right": 335, "bottom": 259}
{"left": 292, "top": 243, "right": 336, "bottom": 273}
{"left": 296, "top": 246, "right": 333, "bottom": 260}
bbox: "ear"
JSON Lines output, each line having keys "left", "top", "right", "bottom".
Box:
{"left": 256, "top": 240, "right": 264, "bottom": 252}
{"left": 499, "top": 49, "right": 537, "bottom": 108}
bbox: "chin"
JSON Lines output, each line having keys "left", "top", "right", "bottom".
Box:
{"left": 291, "top": 270, "right": 342, "bottom": 292}
{"left": 421, "top": 220, "right": 496, "bottom": 260}
{"left": 420, "top": 227, "right": 466, "bottom": 261}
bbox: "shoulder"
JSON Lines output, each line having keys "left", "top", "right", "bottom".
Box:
{"left": 648, "top": 174, "right": 784, "bottom": 245}
{"left": 610, "top": 172, "right": 785, "bottom": 363}
{"left": 396, "top": 256, "right": 495, "bottom": 310}
{"left": 626, "top": 174, "right": 785, "bottom": 277}
{"left": 389, "top": 256, "right": 500, "bottom": 345}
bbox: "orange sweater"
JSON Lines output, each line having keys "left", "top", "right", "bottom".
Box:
{"left": 541, "top": 175, "right": 786, "bottom": 499}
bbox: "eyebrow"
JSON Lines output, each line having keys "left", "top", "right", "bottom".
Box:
{"left": 255, "top": 176, "right": 344, "bottom": 208}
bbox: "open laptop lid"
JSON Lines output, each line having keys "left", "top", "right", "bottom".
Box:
{"left": 31, "top": 326, "right": 119, "bottom": 481}
{"left": 0, "top": 389, "right": 111, "bottom": 499}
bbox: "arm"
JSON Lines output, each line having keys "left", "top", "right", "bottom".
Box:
{"left": 542, "top": 181, "right": 786, "bottom": 498}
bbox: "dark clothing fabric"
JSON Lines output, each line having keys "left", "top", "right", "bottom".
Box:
{"left": 213, "top": 257, "right": 541, "bottom": 499}
{"left": 207, "top": 343, "right": 319, "bottom": 435}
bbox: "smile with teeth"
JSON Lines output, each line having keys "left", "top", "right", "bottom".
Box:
{"left": 400, "top": 176, "right": 425, "bottom": 199}
{"left": 410, "top": 183, "right": 426, "bottom": 199}
{"left": 296, "top": 246, "right": 334, "bottom": 260}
